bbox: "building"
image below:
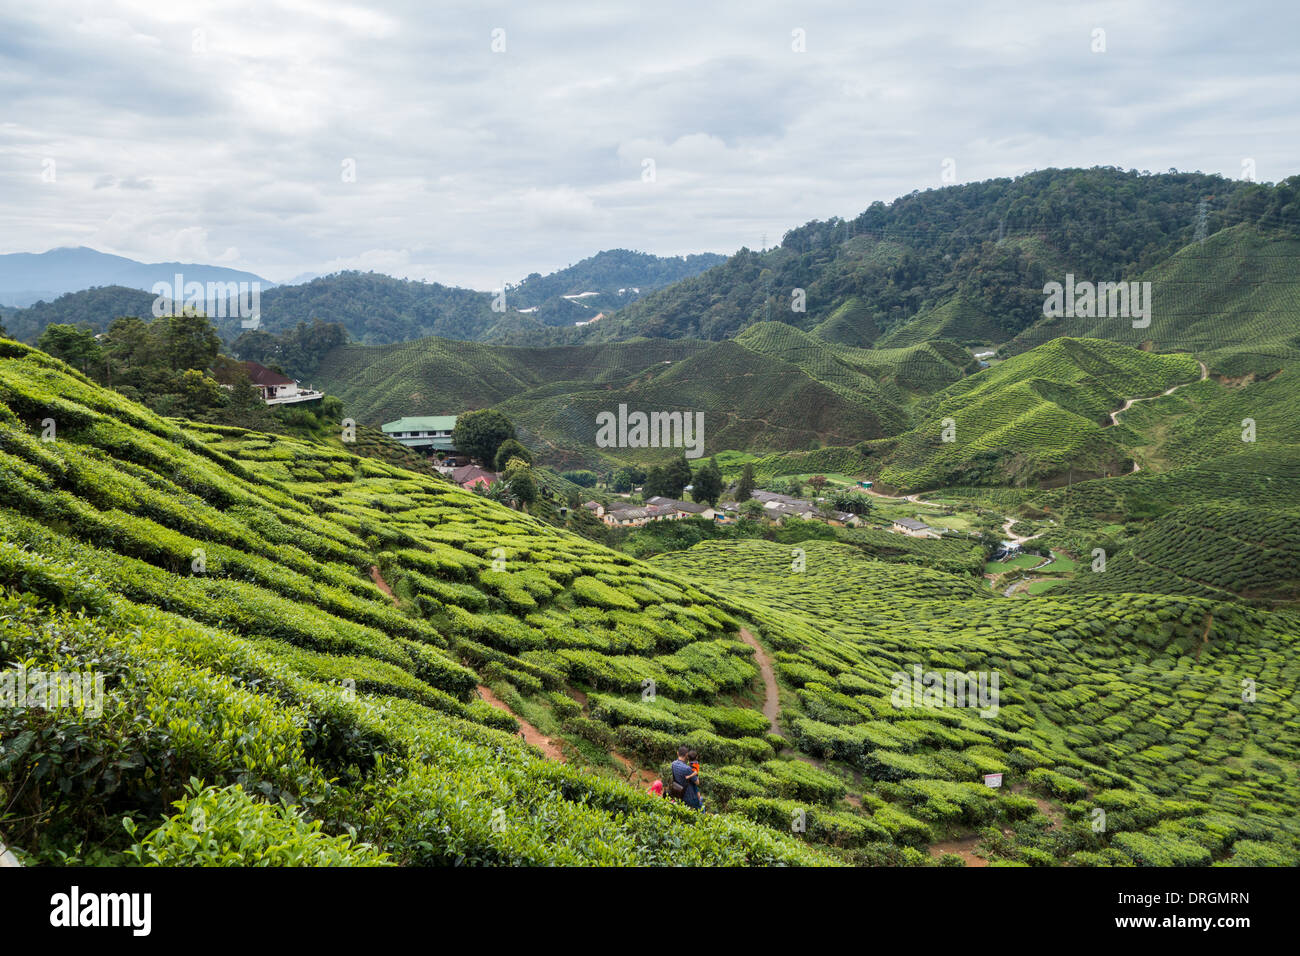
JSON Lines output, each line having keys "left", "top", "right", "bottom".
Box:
{"left": 452, "top": 464, "right": 497, "bottom": 491}
{"left": 239, "top": 362, "right": 324, "bottom": 406}
{"left": 599, "top": 497, "right": 719, "bottom": 527}
{"left": 645, "top": 496, "right": 718, "bottom": 519}
{"left": 381, "top": 415, "right": 458, "bottom": 453}
{"left": 893, "top": 517, "right": 941, "bottom": 538}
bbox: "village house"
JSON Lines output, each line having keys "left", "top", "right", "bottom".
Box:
{"left": 452, "top": 463, "right": 497, "bottom": 491}
{"left": 381, "top": 415, "right": 458, "bottom": 453}
{"left": 645, "top": 496, "right": 718, "bottom": 519}
{"left": 746, "top": 489, "right": 861, "bottom": 527}
{"left": 893, "top": 516, "right": 942, "bottom": 539}
{"left": 238, "top": 361, "right": 324, "bottom": 406}
{"left": 599, "top": 496, "right": 719, "bottom": 527}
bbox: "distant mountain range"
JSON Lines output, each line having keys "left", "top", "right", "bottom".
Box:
{"left": 0, "top": 247, "right": 725, "bottom": 346}
{"left": 0, "top": 246, "right": 272, "bottom": 308}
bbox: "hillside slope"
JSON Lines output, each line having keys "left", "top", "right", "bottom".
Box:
{"left": 868, "top": 338, "right": 1202, "bottom": 491}
{"left": 651, "top": 539, "right": 1300, "bottom": 866}
{"left": 0, "top": 338, "right": 831, "bottom": 866}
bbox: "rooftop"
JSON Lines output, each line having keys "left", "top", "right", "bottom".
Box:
{"left": 382, "top": 415, "right": 458, "bottom": 433}
{"left": 240, "top": 361, "right": 295, "bottom": 387}
{"left": 894, "top": 517, "right": 933, "bottom": 531}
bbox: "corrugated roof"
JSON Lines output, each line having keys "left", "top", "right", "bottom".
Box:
{"left": 382, "top": 415, "right": 458, "bottom": 433}
{"left": 894, "top": 517, "right": 932, "bottom": 531}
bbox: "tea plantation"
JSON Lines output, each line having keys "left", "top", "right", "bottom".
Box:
{"left": 0, "top": 340, "right": 831, "bottom": 866}
{"left": 3, "top": 334, "right": 1298, "bottom": 867}
{"left": 652, "top": 540, "right": 1300, "bottom": 866}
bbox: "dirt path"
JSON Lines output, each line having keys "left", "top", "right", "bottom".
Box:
{"left": 1109, "top": 360, "right": 1208, "bottom": 427}
{"left": 928, "top": 835, "right": 988, "bottom": 867}
{"left": 476, "top": 684, "right": 568, "bottom": 762}
{"left": 739, "top": 628, "right": 782, "bottom": 736}
{"left": 370, "top": 565, "right": 399, "bottom": 607}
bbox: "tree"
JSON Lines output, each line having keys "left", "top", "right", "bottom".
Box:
{"left": 478, "top": 480, "right": 513, "bottom": 505}
{"left": 494, "top": 438, "right": 532, "bottom": 471}
{"left": 664, "top": 454, "right": 693, "bottom": 498}
{"left": 37, "top": 324, "right": 103, "bottom": 374}
{"left": 740, "top": 499, "right": 766, "bottom": 520}
{"left": 642, "top": 465, "right": 669, "bottom": 498}
{"left": 452, "top": 409, "right": 515, "bottom": 464}
{"left": 809, "top": 475, "right": 828, "bottom": 495}
{"left": 164, "top": 313, "right": 220, "bottom": 372}
{"left": 830, "top": 487, "right": 873, "bottom": 516}
{"left": 736, "top": 462, "right": 756, "bottom": 502}
{"left": 692, "top": 457, "right": 724, "bottom": 507}
{"left": 610, "top": 468, "right": 635, "bottom": 493}
{"left": 503, "top": 461, "right": 538, "bottom": 508}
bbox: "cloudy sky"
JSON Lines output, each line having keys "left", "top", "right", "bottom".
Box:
{"left": 2, "top": 0, "right": 1296, "bottom": 288}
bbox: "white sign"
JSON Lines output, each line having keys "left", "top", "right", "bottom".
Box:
{"left": 983, "top": 773, "right": 1003, "bottom": 789}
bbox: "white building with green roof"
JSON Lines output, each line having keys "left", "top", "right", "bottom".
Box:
{"left": 381, "top": 415, "right": 458, "bottom": 452}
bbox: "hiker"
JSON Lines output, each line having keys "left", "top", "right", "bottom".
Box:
{"left": 648, "top": 778, "right": 664, "bottom": 798}
{"left": 688, "top": 750, "right": 704, "bottom": 811}
{"left": 670, "top": 745, "right": 701, "bottom": 810}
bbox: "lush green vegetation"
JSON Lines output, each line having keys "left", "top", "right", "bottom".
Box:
{"left": 0, "top": 339, "right": 833, "bottom": 866}
{"left": 652, "top": 539, "right": 1300, "bottom": 866}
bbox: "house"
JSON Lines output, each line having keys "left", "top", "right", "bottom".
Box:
{"left": 382, "top": 415, "right": 458, "bottom": 453}
{"left": 452, "top": 464, "right": 497, "bottom": 491}
{"left": 893, "top": 517, "right": 941, "bottom": 538}
{"left": 239, "top": 362, "right": 324, "bottom": 406}
{"left": 581, "top": 500, "right": 602, "bottom": 513}
{"left": 601, "top": 506, "right": 657, "bottom": 527}
{"left": 645, "top": 496, "right": 718, "bottom": 520}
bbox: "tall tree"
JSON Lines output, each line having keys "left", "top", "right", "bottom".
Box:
{"left": 452, "top": 409, "right": 516, "bottom": 464}
{"left": 663, "top": 454, "right": 693, "bottom": 498}
{"left": 37, "top": 324, "right": 102, "bottom": 374}
{"left": 692, "top": 457, "right": 724, "bottom": 507}
{"left": 736, "top": 462, "right": 756, "bottom": 502}
{"left": 642, "top": 465, "right": 669, "bottom": 498}
{"left": 164, "top": 313, "right": 220, "bottom": 372}
{"left": 494, "top": 438, "right": 532, "bottom": 471}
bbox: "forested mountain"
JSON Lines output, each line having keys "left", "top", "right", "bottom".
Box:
{"left": 531, "top": 168, "right": 1299, "bottom": 348}
{"left": 0, "top": 250, "right": 726, "bottom": 348}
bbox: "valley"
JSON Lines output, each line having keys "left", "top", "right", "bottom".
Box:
{"left": 3, "top": 168, "right": 1298, "bottom": 871}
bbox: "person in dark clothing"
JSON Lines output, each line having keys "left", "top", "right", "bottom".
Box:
{"left": 670, "top": 744, "right": 701, "bottom": 809}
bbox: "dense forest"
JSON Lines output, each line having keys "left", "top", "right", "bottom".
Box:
{"left": 517, "top": 168, "right": 1300, "bottom": 347}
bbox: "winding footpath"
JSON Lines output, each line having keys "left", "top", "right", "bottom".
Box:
{"left": 1109, "top": 360, "right": 1208, "bottom": 473}
{"left": 739, "top": 627, "right": 782, "bottom": 736}
{"left": 864, "top": 359, "right": 1210, "bottom": 531}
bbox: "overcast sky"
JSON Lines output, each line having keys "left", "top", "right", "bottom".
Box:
{"left": 2, "top": 0, "right": 1296, "bottom": 288}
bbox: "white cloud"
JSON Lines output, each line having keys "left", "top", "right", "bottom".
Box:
{"left": 0, "top": 0, "right": 1295, "bottom": 289}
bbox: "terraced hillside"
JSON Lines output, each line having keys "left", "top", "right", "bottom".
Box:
{"left": 314, "top": 330, "right": 943, "bottom": 467}
{"left": 0, "top": 339, "right": 831, "bottom": 866}
{"left": 1052, "top": 506, "right": 1300, "bottom": 606}
{"left": 868, "top": 338, "right": 1202, "bottom": 491}
{"left": 3, "top": 339, "right": 1297, "bottom": 867}
{"left": 652, "top": 539, "right": 1300, "bottom": 866}
{"left": 1009, "top": 225, "right": 1300, "bottom": 374}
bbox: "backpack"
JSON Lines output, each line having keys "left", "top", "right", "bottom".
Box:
{"left": 669, "top": 779, "right": 685, "bottom": 799}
